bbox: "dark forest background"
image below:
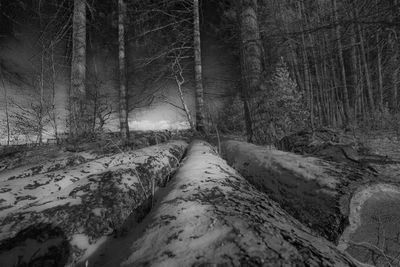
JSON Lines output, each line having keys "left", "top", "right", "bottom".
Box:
{"left": 1, "top": 0, "right": 400, "bottom": 145}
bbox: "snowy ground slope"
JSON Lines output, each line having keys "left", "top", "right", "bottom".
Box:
{"left": 0, "top": 140, "right": 187, "bottom": 267}
{"left": 121, "top": 140, "right": 359, "bottom": 267}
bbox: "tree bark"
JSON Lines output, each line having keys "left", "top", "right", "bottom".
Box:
{"left": 193, "top": 0, "right": 205, "bottom": 133}
{"left": 298, "top": 1, "right": 315, "bottom": 130}
{"left": 50, "top": 42, "right": 58, "bottom": 143}
{"left": 376, "top": 29, "right": 384, "bottom": 111}
{"left": 391, "top": 35, "right": 398, "bottom": 111}
{"left": 237, "top": 0, "right": 263, "bottom": 142}
{"left": 390, "top": 0, "right": 398, "bottom": 111}
{"left": 332, "top": 0, "right": 351, "bottom": 125}
{"left": 350, "top": 25, "right": 359, "bottom": 120}
{"left": 118, "top": 0, "right": 129, "bottom": 143}
{"left": 38, "top": 48, "right": 44, "bottom": 145}
{"left": 357, "top": 23, "right": 374, "bottom": 110}
{"left": 69, "top": 0, "right": 87, "bottom": 139}
{"left": 0, "top": 66, "right": 10, "bottom": 146}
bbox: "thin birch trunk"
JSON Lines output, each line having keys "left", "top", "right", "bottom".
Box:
{"left": 118, "top": 0, "right": 129, "bottom": 143}
{"left": 193, "top": 0, "right": 205, "bottom": 133}
{"left": 0, "top": 67, "right": 10, "bottom": 146}
{"left": 51, "top": 42, "right": 58, "bottom": 143}
{"left": 376, "top": 30, "right": 383, "bottom": 110}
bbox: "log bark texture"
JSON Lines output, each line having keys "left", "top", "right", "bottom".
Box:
{"left": 121, "top": 140, "right": 359, "bottom": 267}
{"left": 0, "top": 141, "right": 188, "bottom": 266}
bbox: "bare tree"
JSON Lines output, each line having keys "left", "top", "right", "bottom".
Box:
{"left": 193, "top": 0, "right": 205, "bottom": 133}
{"left": 171, "top": 56, "right": 195, "bottom": 131}
{"left": 118, "top": 0, "right": 129, "bottom": 143}
{"left": 70, "top": 0, "right": 87, "bottom": 139}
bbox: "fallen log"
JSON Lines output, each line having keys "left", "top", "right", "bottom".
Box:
{"left": 0, "top": 141, "right": 186, "bottom": 215}
{"left": 121, "top": 140, "right": 359, "bottom": 267}
{"left": 221, "top": 140, "right": 400, "bottom": 266}
{"left": 0, "top": 140, "right": 188, "bottom": 267}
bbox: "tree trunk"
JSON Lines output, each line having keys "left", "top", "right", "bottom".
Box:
{"left": 123, "top": 141, "right": 358, "bottom": 267}
{"left": 38, "top": 48, "right": 44, "bottom": 146}
{"left": 175, "top": 76, "right": 195, "bottom": 131}
{"left": 237, "top": 0, "right": 263, "bottom": 142}
{"left": 332, "top": 0, "right": 351, "bottom": 125}
{"left": 0, "top": 67, "right": 10, "bottom": 146}
{"left": 69, "top": 0, "right": 87, "bottom": 139}
{"left": 50, "top": 42, "right": 58, "bottom": 144}
{"left": 390, "top": 0, "right": 399, "bottom": 112}
{"left": 118, "top": 0, "right": 129, "bottom": 143}
{"left": 350, "top": 25, "right": 359, "bottom": 120}
{"left": 193, "top": 0, "right": 205, "bottom": 133}
{"left": 376, "top": 31, "right": 383, "bottom": 111}
{"left": 357, "top": 23, "right": 374, "bottom": 110}
{"left": 298, "top": 1, "right": 314, "bottom": 130}
{"left": 391, "top": 36, "right": 398, "bottom": 111}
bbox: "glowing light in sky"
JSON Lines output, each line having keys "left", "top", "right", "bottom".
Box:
{"left": 129, "top": 120, "right": 190, "bottom": 131}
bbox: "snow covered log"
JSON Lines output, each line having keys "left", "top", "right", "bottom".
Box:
{"left": 0, "top": 140, "right": 187, "bottom": 267}
{"left": 121, "top": 140, "right": 359, "bottom": 267}
{"left": 222, "top": 140, "right": 398, "bottom": 242}
{"left": 0, "top": 145, "right": 95, "bottom": 175}
{"left": 0, "top": 141, "right": 185, "bottom": 216}
{"left": 0, "top": 152, "right": 95, "bottom": 183}
{"left": 221, "top": 140, "right": 400, "bottom": 266}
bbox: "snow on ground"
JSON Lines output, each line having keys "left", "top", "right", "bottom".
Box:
{"left": 117, "top": 140, "right": 358, "bottom": 267}
{"left": 0, "top": 141, "right": 188, "bottom": 266}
